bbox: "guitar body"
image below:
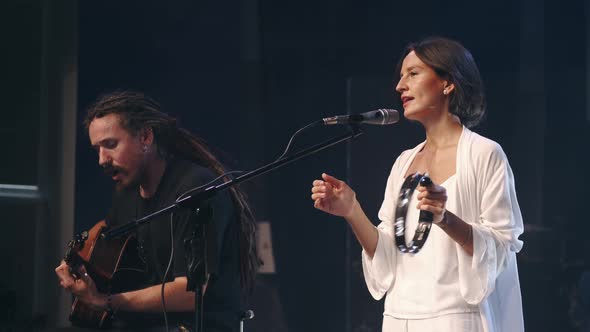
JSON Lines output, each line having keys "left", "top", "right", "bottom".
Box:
{"left": 65, "top": 220, "right": 146, "bottom": 328}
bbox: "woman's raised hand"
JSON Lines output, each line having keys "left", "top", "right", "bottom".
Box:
{"left": 311, "top": 173, "right": 357, "bottom": 218}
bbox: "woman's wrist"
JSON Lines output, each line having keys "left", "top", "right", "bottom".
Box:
{"left": 435, "top": 211, "right": 474, "bottom": 252}
{"left": 344, "top": 198, "right": 360, "bottom": 221}
{"left": 459, "top": 226, "right": 473, "bottom": 248}
{"left": 434, "top": 211, "right": 450, "bottom": 228}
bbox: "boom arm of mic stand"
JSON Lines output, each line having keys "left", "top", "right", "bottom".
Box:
{"left": 101, "top": 204, "right": 179, "bottom": 240}
{"left": 177, "top": 125, "right": 364, "bottom": 208}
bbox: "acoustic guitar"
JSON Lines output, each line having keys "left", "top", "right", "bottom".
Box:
{"left": 64, "top": 220, "right": 146, "bottom": 328}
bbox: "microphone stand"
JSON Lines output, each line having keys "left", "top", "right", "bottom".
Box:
{"left": 102, "top": 125, "right": 363, "bottom": 332}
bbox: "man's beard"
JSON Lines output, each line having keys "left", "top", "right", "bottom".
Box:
{"left": 114, "top": 176, "right": 140, "bottom": 192}
{"left": 103, "top": 164, "right": 142, "bottom": 192}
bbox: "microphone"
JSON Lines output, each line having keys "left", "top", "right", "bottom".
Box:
{"left": 322, "top": 109, "right": 399, "bottom": 126}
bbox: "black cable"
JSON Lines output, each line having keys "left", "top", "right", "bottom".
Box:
{"left": 175, "top": 119, "right": 323, "bottom": 203}
{"left": 273, "top": 120, "right": 323, "bottom": 161}
{"left": 161, "top": 212, "right": 175, "bottom": 332}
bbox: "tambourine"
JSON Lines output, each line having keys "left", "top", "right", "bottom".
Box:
{"left": 394, "top": 172, "right": 434, "bottom": 253}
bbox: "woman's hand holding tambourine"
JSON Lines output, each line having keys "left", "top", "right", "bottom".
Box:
{"left": 416, "top": 175, "right": 448, "bottom": 225}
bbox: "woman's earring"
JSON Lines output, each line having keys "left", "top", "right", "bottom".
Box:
{"left": 443, "top": 89, "right": 449, "bottom": 95}
{"left": 142, "top": 145, "right": 148, "bottom": 153}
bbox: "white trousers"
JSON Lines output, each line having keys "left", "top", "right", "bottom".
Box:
{"left": 382, "top": 313, "right": 484, "bottom": 332}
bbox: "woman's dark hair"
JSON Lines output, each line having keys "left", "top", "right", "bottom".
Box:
{"left": 396, "top": 37, "right": 486, "bottom": 128}
{"left": 84, "top": 90, "right": 260, "bottom": 291}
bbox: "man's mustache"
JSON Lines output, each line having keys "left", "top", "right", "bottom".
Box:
{"left": 103, "top": 164, "right": 125, "bottom": 177}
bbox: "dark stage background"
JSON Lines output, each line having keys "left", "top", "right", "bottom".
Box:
{"left": 1, "top": 0, "right": 589, "bottom": 331}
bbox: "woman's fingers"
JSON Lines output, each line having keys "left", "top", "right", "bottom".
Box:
{"left": 311, "top": 192, "right": 326, "bottom": 200}
{"left": 417, "top": 182, "right": 447, "bottom": 205}
{"left": 311, "top": 173, "right": 356, "bottom": 218}
{"left": 321, "top": 173, "right": 344, "bottom": 188}
{"left": 312, "top": 179, "right": 325, "bottom": 186}
{"left": 417, "top": 197, "right": 445, "bottom": 209}
{"left": 311, "top": 185, "right": 325, "bottom": 194}
{"left": 416, "top": 181, "right": 447, "bottom": 224}
{"left": 311, "top": 176, "right": 336, "bottom": 198}
{"left": 321, "top": 172, "right": 339, "bottom": 182}
{"left": 418, "top": 191, "right": 447, "bottom": 200}
{"left": 418, "top": 204, "right": 445, "bottom": 218}
{"left": 314, "top": 198, "right": 324, "bottom": 209}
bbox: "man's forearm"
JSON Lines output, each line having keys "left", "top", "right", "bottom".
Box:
{"left": 111, "top": 276, "right": 196, "bottom": 313}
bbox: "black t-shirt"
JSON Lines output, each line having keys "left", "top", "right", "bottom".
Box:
{"left": 106, "top": 158, "right": 241, "bottom": 332}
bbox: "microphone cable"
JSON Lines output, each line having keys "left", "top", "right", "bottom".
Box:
{"left": 273, "top": 120, "right": 323, "bottom": 161}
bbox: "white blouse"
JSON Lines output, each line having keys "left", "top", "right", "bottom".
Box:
{"left": 384, "top": 174, "right": 479, "bottom": 318}
{"left": 362, "top": 126, "right": 524, "bottom": 332}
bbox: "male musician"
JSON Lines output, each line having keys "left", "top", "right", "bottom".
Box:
{"left": 55, "top": 91, "right": 259, "bottom": 331}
